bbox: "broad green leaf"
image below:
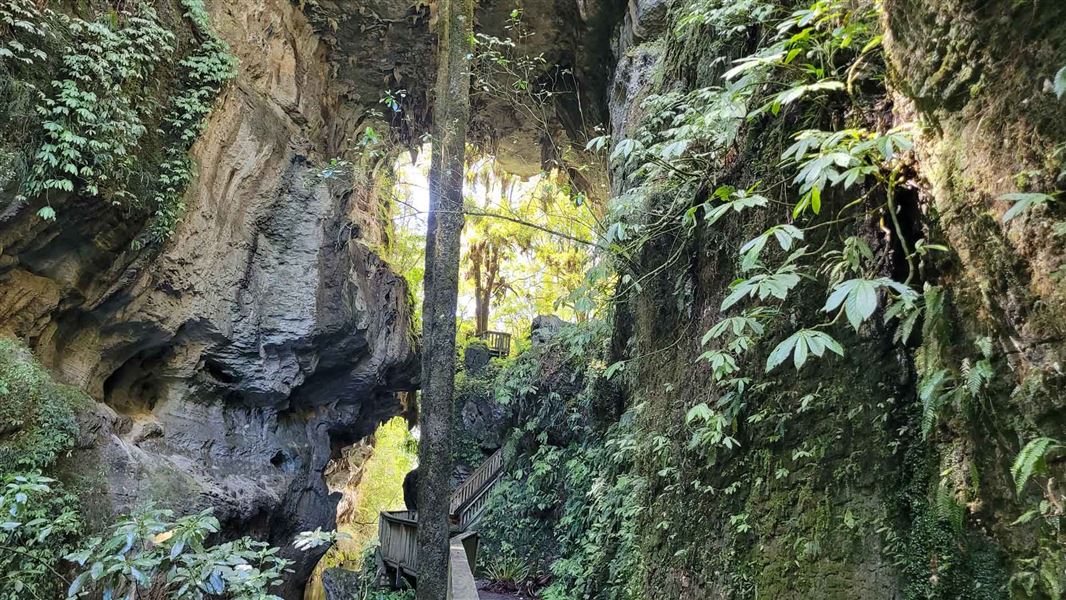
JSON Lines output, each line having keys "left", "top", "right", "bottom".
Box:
{"left": 765, "top": 335, "right": 798, "bottom": 372}
{"left": 767, "top": 329, "right": 843, "bottom": 372}
{"left": 686, "top": 402, "right": 713, "bottom": 424}
{"left": 999, "top": 192, "right": 1054, "bottom": 223}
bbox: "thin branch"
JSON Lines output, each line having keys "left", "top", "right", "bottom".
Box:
{"left": 462, "top": 210, "right": 597, "bottom": 247}
{"left": 0, "top": 544, "right": 71, "bottom": 584}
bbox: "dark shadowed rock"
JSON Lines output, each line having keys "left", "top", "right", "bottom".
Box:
{"left": 531, "top": 315, "right": 567, "bottom": 346}
{"left": 322, "top": 567, "right": 366, "bottom": 600}
{"left": 464, "top": 340, "right": 493, "bottom": 374}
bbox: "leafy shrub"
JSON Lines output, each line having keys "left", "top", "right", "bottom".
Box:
{"left": 0, "top": 472, "right": 82, "bottom": 600}
{"left": 477, "top": 322, "right": 642, "bottom": 600}
{"left": 0, "top": 338, "right": 87, "bottom": 472}
{"left": 1, "top": 0, "right": 235, "bottom": 241}
{"left": 66, "top": 507, "right": 289, "bottom": 600}
{"left": 25, "top": 7, "right": 175, "bottom": 209}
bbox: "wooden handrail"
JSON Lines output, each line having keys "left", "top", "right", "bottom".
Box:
{"left": 450, "top": 447, "right": 504, "bottom": 517}
{"left": 477, "top": 330, "right": 511, "bottom": 357}
{"left": 446, "top": 533, "right": 479, "bottom": 600}
{"left": 379, "top": 448, "right": 507, "bottom": 588}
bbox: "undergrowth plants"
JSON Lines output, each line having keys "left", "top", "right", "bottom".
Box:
{"left": 476, "top": 323, "right": 643, "bottom": 600}
{"left": 66, "top": 508, "right": 289, "bottom": 600}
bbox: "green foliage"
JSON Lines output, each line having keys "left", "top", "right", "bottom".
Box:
{"left": 484, "top": 553, "right": 531, "bottom": 585}
{"left": 823, "top": 277, "right": 916, "bottom": 331}
{"left": 0, "top": 472, "right": 81, "bottom": 600}
{"left": 0, "top": 1, "right": 49, "bottom": 66}
{"left": 0, "top": 338, "right": 87, "bottom": 472}
{"left": 143, "top": 0, "right": 237, "bottom": 243}
{"left": 477, "top": 322, "right": 642, "bottom": 600}
{"left": 26, "top": 8, "right": 174, "bottom": 207}
{"left": 2, "top": 0, "right": 235, "bottom": 242}
{"left": 0, "top": 340, "right": 85, "bottom": 599}
{"left": 1011, "top": 437, "right": 1061, "bottom": 497}
{"left": 66, "top": 507, "right": 289, "bottom": 600}
{"left": 293, "top": 528, "right": 350, "bottom": 552}
{"left": 765, "top": 328, "right": 843, "bottom": 372}
{"left": 997, "top": 191, "right": 1056, "bottom": 223}
{"left": 890, "top": 447, "right": 1008, "bottom": 600}
{"left": 562, "top": 0, "right": 1040, "bottom": 596}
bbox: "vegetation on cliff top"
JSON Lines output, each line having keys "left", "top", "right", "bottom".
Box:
{"left": 0, "top": 0, "right": 235, "bottom": 243}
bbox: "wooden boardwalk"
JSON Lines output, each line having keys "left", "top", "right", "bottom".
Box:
{"left": 378, "top": 447, "right": 506, "bottom": 599}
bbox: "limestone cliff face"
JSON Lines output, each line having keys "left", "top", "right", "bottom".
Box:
{"left": 0, "top": 0, "right": 416, "bottom": 596}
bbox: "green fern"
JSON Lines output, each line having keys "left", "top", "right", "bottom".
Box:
{"left": 918, "top": 368, "right": 950, "bottom": 438}
{"left": 935, "top": 481, "right": 965, "bottom": 533}
{"left": 1011, "top": 437, "right": 1061, "bottom": 496}
{"left": 961, "top": 358, "right": 993, "bottom": 398}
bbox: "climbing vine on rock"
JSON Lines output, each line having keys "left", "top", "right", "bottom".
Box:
{"left": 0, "top": 0, "right": 235, "bottom": 243}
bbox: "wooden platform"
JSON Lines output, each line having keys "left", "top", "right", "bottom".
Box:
{"left": 378, "top": 448, "right": 506, "bottom": 597}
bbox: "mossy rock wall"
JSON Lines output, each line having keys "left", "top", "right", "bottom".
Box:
{"left": 607, "top": 0, "right": 1066, "bottom": 598}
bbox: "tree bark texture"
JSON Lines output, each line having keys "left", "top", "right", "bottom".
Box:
{"left": 415, "top": 0, "right": 472, "bottom": 595}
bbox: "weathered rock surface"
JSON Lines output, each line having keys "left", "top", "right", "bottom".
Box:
{"left": 321, "top": 567, "right": 366, "bottom": 600}
{"left": 530, "top": 314, "right": 567, "bottom": 345}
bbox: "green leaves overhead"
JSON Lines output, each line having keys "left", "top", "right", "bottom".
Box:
{"left": 765, "top": 329, "right": 843, "bottom": 372}
{"left": 35, "top": 206, "right": 56, "bottom": 221}
{"left": 721, "top": 266, "right": 801, "bottom": 311}
{"left": 690, "top": 186, "right": 769, "bottom": 228}
{"left": 702, "top": 314, "right": 766, "bottom": 346}
{"left": 738, "top": 224, "right": 804, "bottom": 269}
{"left": 782, "top": 126, "right": 913, "bottom": 216}
{"left": 7, "top": 0, "right": 234, "bottom": 238}
{"left": 823, "top": 277, "right": 916, "bottom": 331}
{"left": 609, "top": 138, "right": 644, "bottom": 167}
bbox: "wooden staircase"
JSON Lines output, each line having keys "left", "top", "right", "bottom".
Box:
{"left": 377, "top": 447, "right": 506, "bottom": 598}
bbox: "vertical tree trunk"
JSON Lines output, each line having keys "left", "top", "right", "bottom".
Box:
{"left": 475, "top": 288, "right": 489, "bottom": 334}
{"left": 416, "top": 0, "right": 472, "bottom": 595}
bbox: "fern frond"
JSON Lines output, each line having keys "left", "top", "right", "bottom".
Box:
{"left": 974, "top": 336, "right": 993, "bottom": 358}
{"left": 935, "top": 482, "right": 965, "bottom": 533}
{"left": 962, "top": 358, "right": 993, "bottom": 397}
{"left": 1011, "top": 437, "right": 1060, "bottom": 496}
{"left": 919, "top": 369, "right": 950, "bottom": 439}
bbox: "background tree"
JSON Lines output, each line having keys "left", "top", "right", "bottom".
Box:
{"left": 467, "top": 235, "right": 508, "bottom": 334}
{"left": 415, "top": 0, "right": 473, "bottom": 594}
{"left": 458, "top": 166, "right": 597, "bottom": 337}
